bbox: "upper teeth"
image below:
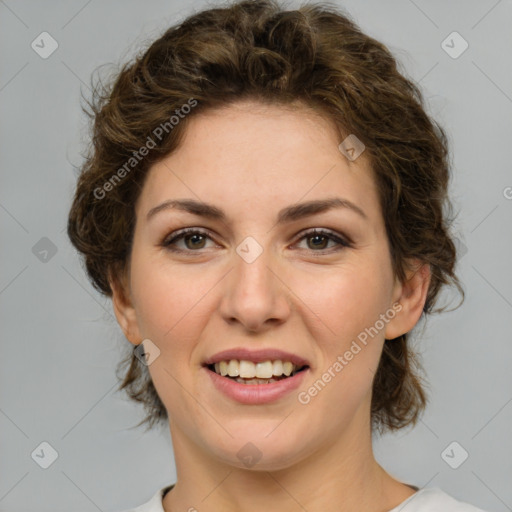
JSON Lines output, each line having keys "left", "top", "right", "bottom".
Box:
{"left": 213, "top": 360, "right": 298, "bottom": 378}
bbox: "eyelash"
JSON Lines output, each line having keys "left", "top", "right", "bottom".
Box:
{"left": 161, "top": 227, "right": 351, "bottom": 254}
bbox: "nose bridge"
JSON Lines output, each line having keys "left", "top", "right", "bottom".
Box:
{"left": 219, "top": 234, "right": 290, "bottom": 330}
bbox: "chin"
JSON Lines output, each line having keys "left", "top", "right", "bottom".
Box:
{"left": 202, "top": 424, "right": 317, "bottom": 472}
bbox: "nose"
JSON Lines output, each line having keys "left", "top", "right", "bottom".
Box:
{"left": 218, "top": 241, "right": 291, "bottom": 333}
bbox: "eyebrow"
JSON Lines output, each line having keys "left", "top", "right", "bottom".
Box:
{"left": 146, "top": 197, "right": 367, "bottom": 223}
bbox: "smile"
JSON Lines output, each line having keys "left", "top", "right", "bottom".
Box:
{"left": 202, "top": 348, "right": 310, "bottom": 403}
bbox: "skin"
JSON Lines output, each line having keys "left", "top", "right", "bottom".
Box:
{"left": 111, "top": 100, "right": 431, "bottom": 512}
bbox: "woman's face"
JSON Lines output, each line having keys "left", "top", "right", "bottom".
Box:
{"left": 113, "top": 100, "right": 417, "bottom": 470}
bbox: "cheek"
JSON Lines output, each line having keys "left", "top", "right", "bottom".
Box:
{"left": 130, "top": 249, "right": 216, "bottom": 340}
{"left": 293, "top": 261, "right": 392, "bottom": 399}
{"left": 128, "top": 254, "right": 218, "bottom": 420}
{"left": 294, "top": 259, "right": 393, "bottom": 338}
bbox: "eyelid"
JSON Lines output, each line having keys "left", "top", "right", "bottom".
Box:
{"left": 293, "top": 227, "right": 352, "bottom": 247}
{"left": 162, "top": 227, "right": 218, "bottom": 249}
{"left": 161, "top": 227, "right": 352, "bottom": 252}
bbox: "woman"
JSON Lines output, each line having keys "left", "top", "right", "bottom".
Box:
{"left": 67, "top": 1, "right": 486, "bottom": 510}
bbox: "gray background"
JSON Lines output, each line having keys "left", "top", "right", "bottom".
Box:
{"left": 1, "top": 0, "right": 511, "bottom": 510}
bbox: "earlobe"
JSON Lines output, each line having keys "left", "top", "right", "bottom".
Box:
{"left": 109, "top": 271, "right": 141, "bottom": 345}
{"left": 384, "top": 261, "right": 431, "bottom": 340}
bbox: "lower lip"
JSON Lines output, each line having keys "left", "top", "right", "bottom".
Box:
{"left": 204, "top": 367, "right": 309, "bottom": 404}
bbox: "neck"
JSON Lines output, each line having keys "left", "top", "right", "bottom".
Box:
{"left": 163, "top": 404, "right": 416, "bottom": 512}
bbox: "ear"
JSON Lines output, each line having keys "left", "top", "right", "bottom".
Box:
{"left": 384, "top": 260, "right": 431, "bottom": 340}
{"left": 109, "top": 269, "right": 142, "bottom": 346}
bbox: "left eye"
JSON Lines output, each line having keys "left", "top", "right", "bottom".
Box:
{"left": 161, "top": 228, "right": 350, "bottom": 253}
{"left": 295, "top": 229, "right": 350, "bottom": 251}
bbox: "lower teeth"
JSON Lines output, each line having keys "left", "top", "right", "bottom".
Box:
{"left": 222, "top": 375, "right": 291, "bottom": 385}
{"left": 210, "top": 366, "right": 305, "bottom": 384}
{"left": 234, "top": 377, "right": 277, "bottom": 385}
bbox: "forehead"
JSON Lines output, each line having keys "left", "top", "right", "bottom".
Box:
{"left": 168, "top": 100, "right": 365, "bottom": 171}
{"left": 136, "top": 101, "right": 379, "bottom": 223}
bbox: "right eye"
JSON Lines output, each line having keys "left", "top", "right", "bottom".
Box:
{"left": 161, "top": 228, "right": 218, "bottom": 252}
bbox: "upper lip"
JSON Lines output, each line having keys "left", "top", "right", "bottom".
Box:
{"left": 203, "top": 348, "right": 310, "bottom": 368}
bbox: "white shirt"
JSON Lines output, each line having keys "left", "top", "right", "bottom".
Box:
{"left": 121, "top": 484, "right": 488, "bottom": 511}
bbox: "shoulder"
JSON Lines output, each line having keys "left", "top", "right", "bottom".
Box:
{"left": 116, "top": 485, "right": 488, "bottom": 512}
{"left": 117, "top": 485, "right": 173, "bottom": 512}
{"left": 391, "top": 487, "right": 489, "bottom": 512}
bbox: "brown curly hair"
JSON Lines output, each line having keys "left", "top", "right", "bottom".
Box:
{"left": 67, "top": 0, "right": 464, "bottom": 434}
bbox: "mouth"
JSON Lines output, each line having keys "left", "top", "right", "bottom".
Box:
{"left": 205, "top": 359, "right": 309, "bottom": 385}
